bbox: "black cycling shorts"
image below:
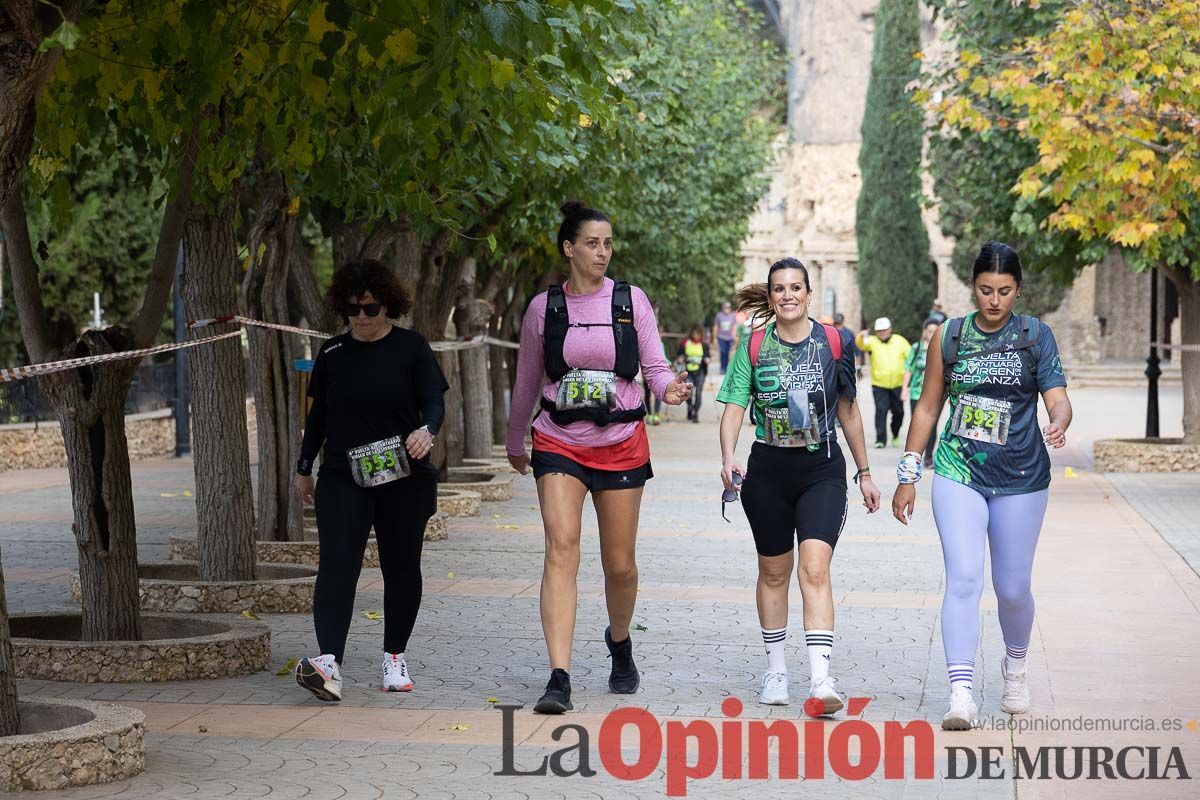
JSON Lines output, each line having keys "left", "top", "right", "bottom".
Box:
{"left": 531, "top": 448, "right": 653, "bottom": 492}
{"left": 740, "top": 440, "right": 848, "bottom": 557}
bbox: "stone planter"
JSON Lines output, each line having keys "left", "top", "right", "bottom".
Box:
{"left": 69, "top": 562, "right": 316, "bottom": 613}
{"left": 0, "top": 699, "right": 144, "bottom": 792}
{"left": 166, "top": 512, "right": 448, "bottom": 566}
{"left": 437, "top": 488, "right": 480, "bottom": 517}
{"left": 9, "top": 612, "right": 271, "bottom": 682}
{"left": 444, "top": 469, "right": 515, "bottom": 501}
{"left": 1093, "top": 437, "right": 1200, "bottom": 473}
{"left": 461, "top": 457, "right": 518, "bottom": 475}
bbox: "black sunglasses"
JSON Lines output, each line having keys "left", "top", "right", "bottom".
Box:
{"left": 343, "top": 302, "right": 383, "bottom": 318}
{"left": 721, "top": 470, "right": 743, "bottom": 523}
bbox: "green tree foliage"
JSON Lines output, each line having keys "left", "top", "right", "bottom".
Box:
{"left": 0, "top": 145, "right": 165, "bottom": 369}
{"left": 922, "top": 0, "right": 1089, "bottom": 318}
{"left": 856, "top": 0, "right": 931, "bottom": 339}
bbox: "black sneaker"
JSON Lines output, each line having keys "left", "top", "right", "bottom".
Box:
{"left": 534, "top": 668, "right": 573, "bottom": 714}
{"left": 606, "top": 626, "right": 640, "bottom": 694}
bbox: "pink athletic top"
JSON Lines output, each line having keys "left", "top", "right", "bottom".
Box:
{"left": 506, "top": 277, "right": 675, "bottom": 456}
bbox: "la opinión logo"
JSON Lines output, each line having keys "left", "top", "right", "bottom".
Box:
{"left": 495, "top": 697, "right": 936, "bottom": 796}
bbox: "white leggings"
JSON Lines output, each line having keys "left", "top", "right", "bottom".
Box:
{"left": 931, "top": 476, "right": 1049, "bottom": 668}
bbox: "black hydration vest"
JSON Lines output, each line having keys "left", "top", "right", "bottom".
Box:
{"left": 539, "top": 281, "right": 646, "bottom": 427}
{"left": 941, "top": 314, "right": 1041, "bottom": 377}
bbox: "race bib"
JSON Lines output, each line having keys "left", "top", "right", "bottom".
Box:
{"left": 762, "top": 405, "right": 819, "bottom": 448}
{"left": 556, "top": 369, "right": 617, "bottom": 411}
{"left": 347, "top": 435, "right": 411, "bottom": 488}
{"left": 951, "top": 394, "right": 1013, "bottom": 445}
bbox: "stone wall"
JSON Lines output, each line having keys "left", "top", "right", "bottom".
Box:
{"left": 0, "top": 412, "right": 174, "bottom": 473}
{"left": 0, "top": 700, "right": 144, "bottom": 792}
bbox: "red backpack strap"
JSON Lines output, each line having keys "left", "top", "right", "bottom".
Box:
{"left": 821, "top": 323, "right": 843, "bottom": 362}
{"left": 749, "top": 328, "right": 766, "bottom": 367}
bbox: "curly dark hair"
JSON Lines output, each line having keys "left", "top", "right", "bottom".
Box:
{"left": 325, "top": 259, "right": 413, "bottom": 319}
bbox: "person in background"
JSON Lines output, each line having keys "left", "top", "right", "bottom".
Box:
{"left": 712, "top": 301, "right": 738, "bottom": 374}
{"left": 832, "top": 312, "right": 862, "bottom": 378}
{"left": 903, "top": 318, "right": 941, "bottom": 468}
{"left": 677, "top": 324, "right": 711, "bottom": 423}
{"left": 856, "top": 318, "right": 911, "bottom": 448}
{"left": 928, "top": 298, "right": 948, "bottom": 325}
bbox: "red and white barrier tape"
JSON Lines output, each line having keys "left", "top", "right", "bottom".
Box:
{"left": 0, "top": 331, "right": 242, "bottom": 384}
{"left": 1, "top": 316, "right": 520, "bottom": 384}
{"left": 1151, "top": 342, "right": 1200, "bottom": 352}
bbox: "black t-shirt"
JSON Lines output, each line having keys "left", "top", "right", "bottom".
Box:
{"left": 298, "top": 327, "right": 449, "bottom": 476}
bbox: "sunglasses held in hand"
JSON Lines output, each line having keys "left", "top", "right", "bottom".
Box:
{"left": 721, "top": 470, "right": 742, "bottom": 523}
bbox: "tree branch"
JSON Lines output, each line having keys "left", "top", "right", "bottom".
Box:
{"left": 359, "top": 216, "right": 411, "bottom": 261}
{"left": 129, "top": 117, "right": 200, "bottom": 348}
{"left": 0, "top": 189, "right": 54, "bottom": 362}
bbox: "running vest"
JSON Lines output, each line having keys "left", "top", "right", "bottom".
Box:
{"left": 683, "top": 339, "right": 705, "bottom": 372}
{"left": 941, "top": 314, "right": 1040, "bottom": 377}
{"left": 539, "top": 281, "right": 646, "bottom": 427}
{"left": 749, "top": 322, "right": 843, "bottom": 366}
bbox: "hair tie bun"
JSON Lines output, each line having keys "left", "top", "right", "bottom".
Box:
{"left": 560, "top": 200, "right": 588, "bottom": 218}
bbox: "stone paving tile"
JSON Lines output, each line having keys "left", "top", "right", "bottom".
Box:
{"left": 5, "top": 389, "right": 1200, "bottom": 798}
{"left": 1106, "top": 472, "right": 1200, "bottom": 578}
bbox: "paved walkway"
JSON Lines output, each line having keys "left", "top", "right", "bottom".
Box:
{"left": 2, "top": 384, "right": 1199, "bottom": 798}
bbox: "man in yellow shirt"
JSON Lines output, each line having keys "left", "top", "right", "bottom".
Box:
{"left": 856, "top": 317, "right": 912, "bottom": 448}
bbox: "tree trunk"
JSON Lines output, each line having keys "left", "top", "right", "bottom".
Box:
{"left": 490, "top": 335, "right": 510, "bottom": 446}
{"left": 241, "top": 181, "right": 304, "bottom": 542}
{"left": 38, "top": 337, "right": 144, "bottom": 641}
{"left": 0, "top": 550, "right": 21, "bottom": 736}
{"left": 1166, "top": 270, "right": 1200, "bottom": 444}
{"left": 454, "top": 258, "right": 493, "bottom": 459}
{"left": 181, "top": 210, "right": 257, "bottom": 581}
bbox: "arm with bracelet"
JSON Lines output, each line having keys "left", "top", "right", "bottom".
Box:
{"left": 892, "top": 324, "right": 949, "bottom": 524}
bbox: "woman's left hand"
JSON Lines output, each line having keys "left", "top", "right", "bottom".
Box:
{"left": 406, "top": 427, "right": 435, "bottom": 459}
{"left": 662, "top": 371, "right": 693, "bottom": 406}
{"left": 1042, "top": 422, "right": 1066, "bottom": 449}
{"left": 859, "top": 474, "right": 881, "bottom": 513}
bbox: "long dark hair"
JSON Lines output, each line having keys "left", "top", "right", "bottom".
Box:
{"left": 556, "top": 200, "right": 611, "bottom": 258}
{"left": 972, "top": 242, "right": 1023, "bottom": 284}
{"left": 325, "top": 259, "right": 413, "bottom": 319}
{"left": 735, "top": 257, "right": 812, "bottom": 321}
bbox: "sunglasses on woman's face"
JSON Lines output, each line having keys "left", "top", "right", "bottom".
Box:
{"left": 343, "top": 302, "right": 383, "bottom": 318}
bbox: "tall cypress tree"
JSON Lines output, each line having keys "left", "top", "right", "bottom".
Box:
{"left": 855, "top": 0, "right": 931, "bottom": 339}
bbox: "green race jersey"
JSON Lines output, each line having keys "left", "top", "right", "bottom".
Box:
{"left": 717, "top": 321, "right": 856, "bottom": 444}
{"left": 933, "top": 313, "right": 1067, "bottom": 495}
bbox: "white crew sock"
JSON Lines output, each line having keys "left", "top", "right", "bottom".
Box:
{"left": 805, "top": 629, "right": 834, "bottom": 683}
{"left": 762, "top": 627, "right": 787, "bottom": 674}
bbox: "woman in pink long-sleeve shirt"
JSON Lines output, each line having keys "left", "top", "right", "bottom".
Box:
{"left": 507, "top": 201, "right": 692, "bottom": 714}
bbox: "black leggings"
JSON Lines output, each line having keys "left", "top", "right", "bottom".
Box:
{"left": 872, "top": 386, "right": 904, "bottom": 445}
{"left": 313, "top": 468, "right": 437, "bottom": 662}
{"left": 687, "top": 370, "right": 705, "bottom": 417}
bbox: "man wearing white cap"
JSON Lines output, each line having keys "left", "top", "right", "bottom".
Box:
{"left": 856, "top": 318, "right": 911, "bottom": 448}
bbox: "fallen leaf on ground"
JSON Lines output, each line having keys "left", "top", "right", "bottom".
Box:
{"left": 182, "top": 490, "right": 193, "bottom": 497}
{"left": 160, "top": 493, "right": 177, "bottom": 498}
{"left": 492, "top": 513, "right": 506, "bottom": 519}
{"left": 198, "top": 726, "right": 208, "bottom": 733}
{"left": 1064, "top": 466, "right": 1078, "bottom": 478}
{"left": 276, "top": 657, "right": 298, "bottom": 676}
{"left": 241, "top": 610, "right": 260, "bottom": 620}
{"left": 486, "top": 697, "right": 499, "bottom": 704}
{"left": 633, "top": 624, "right": 648, "bottom": 632}
{"left": 450, "top": 723, "right": 470, "bottom": 731}
{"left": 363, "top": 610, "right": 383, "bottom": 620}
{"left": 447, "top": 572, "right": 455, "bottom": 578}
{"left": 498, "top": 524, "right": 520, "bottom": 530}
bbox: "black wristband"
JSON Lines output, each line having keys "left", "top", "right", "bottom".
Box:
{"left": 296, "top": 458, "right": 313, "bottom": 477}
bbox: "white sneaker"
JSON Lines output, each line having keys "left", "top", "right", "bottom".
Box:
{"left": 296, "top": 654, "right": 342, "bottom": 701}
{"left": 382, "top": 652, "right": 414, "bottom": 692}
{"left": 759, "top": 671, "right": 790, "bottom": 705}
{"left": 806, "top": 676, "right": 846, "bottom": 717}
{"left": 1001, "top": 658, "right": 1029, "bottom": 714}
{"left": 942, "top": 685, "right": 978, "bottom": 731}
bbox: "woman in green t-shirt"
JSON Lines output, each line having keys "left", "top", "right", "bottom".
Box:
{"left": 716, "top": 258, "right": 880, "bottom": 715}
{"left": 902, "top": 319, "right": 940, "bottom": 468}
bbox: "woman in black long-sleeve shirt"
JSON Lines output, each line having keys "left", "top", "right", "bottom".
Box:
{"left": 293, "top": 259, "right": 449, "bottom": 702}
